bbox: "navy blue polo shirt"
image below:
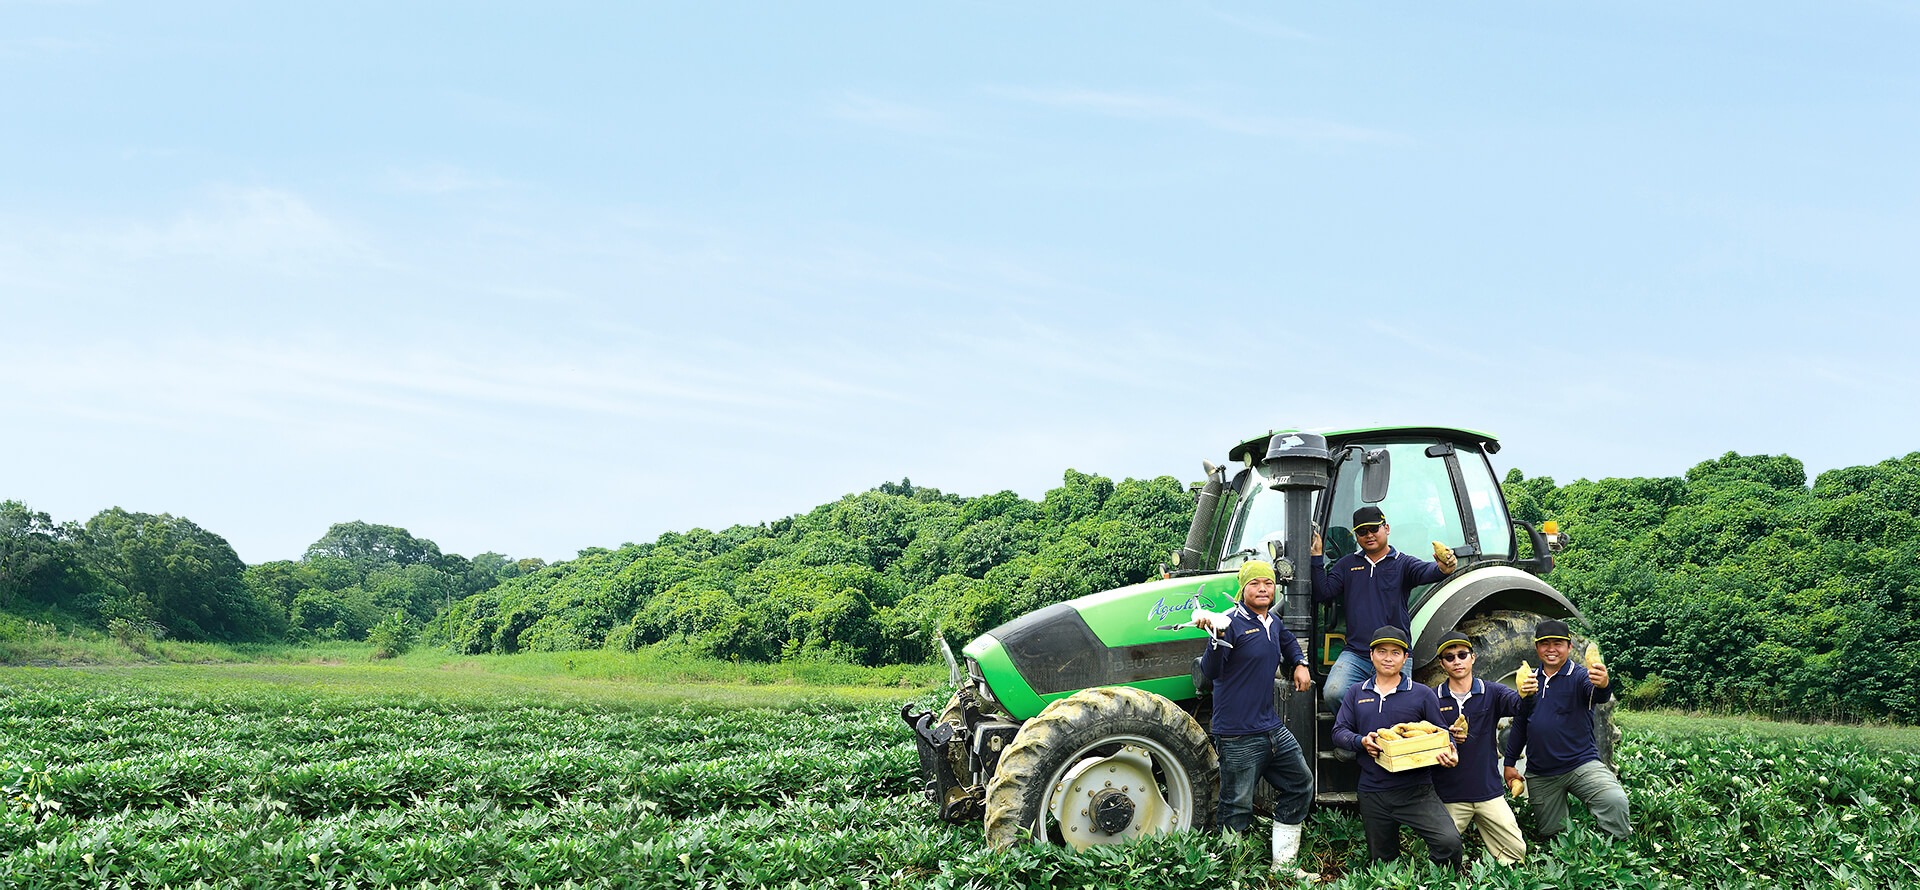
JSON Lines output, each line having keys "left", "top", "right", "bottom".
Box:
{"left": 1432, "top": 678, "right": 1525, "bottom": 803}
{"left": 1311, "top": 548, "right": 1448, "bottom": 656}
{"left": 1332, "top": 672, "right": 1452, "bottom": 792}
{"left": 1504, "top": 662, "right": 1614, "bottom": 777}
{"left": 1198, "top": 602, "right": 1308, "bottom": 737}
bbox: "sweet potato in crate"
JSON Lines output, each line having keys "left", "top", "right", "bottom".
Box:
{"left": 1373, "top": 721, "right": 1452, "bottom": 772}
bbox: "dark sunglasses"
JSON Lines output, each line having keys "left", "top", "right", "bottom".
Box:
{"left": 1439, "top": 650, "right": 1472, "bottom": 662}
{"left": 1354, "top": 525, "right": 1383, "bottom": 537}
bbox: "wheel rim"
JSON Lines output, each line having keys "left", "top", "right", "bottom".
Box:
{"left": 1039, "top": 735, "right": 1193, "bottom": 849}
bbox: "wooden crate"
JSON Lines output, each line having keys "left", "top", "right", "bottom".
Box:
{"left": 1374, "top": 729, "right": 1450, "bottom": 772}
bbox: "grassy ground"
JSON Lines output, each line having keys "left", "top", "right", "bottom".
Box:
{"left": 0, "top": 647, "right": 948, "bottom": 711}
{"left": 1617, "top": 708, "right": 1920, "bottom": 751}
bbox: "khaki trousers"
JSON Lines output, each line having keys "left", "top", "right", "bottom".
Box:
{"left": 1443, "top": 797, "right": 1526, "bottom": 865}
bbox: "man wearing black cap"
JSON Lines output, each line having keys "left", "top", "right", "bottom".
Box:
{"left": 1332, "top": 625, "right": 1464, "bottom": 871}
{"left": 1311, "top": 505, "right": 1457, "bottom": 710}
{"left": 1502, "top": 619, "right": 1631, "bottom": 840}
{"left": 1430, "top": 629, "right": 1527, "bottom": 865}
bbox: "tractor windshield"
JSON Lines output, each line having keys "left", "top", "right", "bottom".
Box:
{"left": 1217, "top": 465, "right": 1315, "bottom": 568}
{"left": 1322, "top": 439, "right": 1512, "bottom": 562}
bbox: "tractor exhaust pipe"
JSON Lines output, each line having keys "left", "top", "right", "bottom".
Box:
{"left": 1259, "top": 434, "right": 1331, "bottom": 639}
{"left": 1176, "top": 461, "right": 1225, "bottom": 571}
{"left": 1259, "top": 433, "right": 1334, "bottom": 756}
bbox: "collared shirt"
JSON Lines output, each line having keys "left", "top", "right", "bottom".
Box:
{"left": 1198, "top": 602, "right": 1307, "bottom": 737}
{"left": 1311, "top": 547, "right": 1448, "bottom": 655}
{"left": 1332, "top": 671, "right": 1452, "bottom": 793}
{"left": 1504, "top": 661, "right": 1614, "bottom": 777}
{"left": 1432, "top": 677, "right": 1525, "bottom": 803}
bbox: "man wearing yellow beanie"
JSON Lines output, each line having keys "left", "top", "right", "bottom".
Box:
{"left": 1197, "top": 560, "right": 1320, "bottom": 881}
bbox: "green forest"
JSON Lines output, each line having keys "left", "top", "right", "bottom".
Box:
{"left": 5, "top": 450, "right": 1918, "bottom": 722}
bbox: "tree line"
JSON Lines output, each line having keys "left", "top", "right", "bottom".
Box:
{"left": 0, "top": 510, "right": 541, "bottom": 649}
{"left": 5, "top": 450, "right": 1919, "bottom": 721}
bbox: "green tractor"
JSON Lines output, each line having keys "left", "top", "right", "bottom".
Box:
{"left": 901, "top": 426, "right": 1616, "bottom": 848}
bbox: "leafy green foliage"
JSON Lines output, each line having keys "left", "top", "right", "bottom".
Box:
{"left": 429, "top": 473, "right": 1191, "bottom": 666}
{"left": 1, "top": 677, "right": 1916, "bottom": 888}
{"left": 1508, "top": 450, "right": 1920, "bottom": 722}
{"left": 1, "top": 505, "right": 530, "bottom": 650}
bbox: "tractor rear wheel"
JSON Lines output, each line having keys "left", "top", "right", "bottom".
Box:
{"left": 983, "top": 686, "right": 1216, "bottom": 850}
{"left": 1415, "top": 609, "right": 1621, "bottom": 769}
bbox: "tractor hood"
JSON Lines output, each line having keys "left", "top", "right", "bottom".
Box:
{"left": 961, "top": 573, "right": 1245, "bottom": 721}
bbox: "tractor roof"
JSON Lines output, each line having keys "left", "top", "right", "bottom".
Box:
{"left": 1226, "top": 425, "right": 1501, "bottom": 466}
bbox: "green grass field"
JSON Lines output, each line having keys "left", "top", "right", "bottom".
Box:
{"left": 4, "top": 658, "right": 1917, "bottom": 889}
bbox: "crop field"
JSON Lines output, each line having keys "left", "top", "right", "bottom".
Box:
{"left": 4, "top": 667, "right": 1919, "bottom": 889}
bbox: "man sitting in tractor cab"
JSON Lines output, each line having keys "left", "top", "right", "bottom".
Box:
{"left": 1311, "top": 506, "right": 1457, "bottom": 710}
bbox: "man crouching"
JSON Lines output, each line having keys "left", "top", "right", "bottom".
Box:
{"left": 1332, "top": 625, "right": 1464, "bottom": 872}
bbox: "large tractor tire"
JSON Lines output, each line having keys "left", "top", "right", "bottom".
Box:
{"left": 983, "top": 686, "right": 1217, "bottom": 850}
{"left": 1414, "top": 609, "right": 1622, "bottom": 769}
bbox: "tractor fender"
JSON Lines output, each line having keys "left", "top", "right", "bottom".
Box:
{"left": 1409, "top": 566, "right": 1581, "bottom": 666}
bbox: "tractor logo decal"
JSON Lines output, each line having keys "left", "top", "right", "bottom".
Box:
{"left": 1147, "top": 594, "right": 1205, "bottom": 623}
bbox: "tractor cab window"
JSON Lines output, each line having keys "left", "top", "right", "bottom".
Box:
{"left": 1218, "top": 466, "right": 1314, "bottom": 569}
{"left": 1457, "top": 448, "right": 1513, "bottom": 560}
{"left": 1325, "top": 441, "right": 1463, "bottom": 563}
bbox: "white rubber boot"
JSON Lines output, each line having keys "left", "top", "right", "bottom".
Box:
{"left": 1272, "top": 821, "right": 1320, "bottom": 881}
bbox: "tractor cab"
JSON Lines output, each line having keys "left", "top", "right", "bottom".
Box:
{"left": 1214, "top": 427, "right": 1551, "bottom": 668}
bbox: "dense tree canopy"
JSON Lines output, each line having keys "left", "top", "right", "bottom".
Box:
{"left": 0, "top": 509, "right": 525, "bottom": 646}
{"left": 425, "top": 472, "right": 1194, "bottom": 666}
{"left": 1508, "top": 451, "right": 1920, "bottom": 722}
{"left": 7, "top": 450, "right": 1920, "bottom": 722}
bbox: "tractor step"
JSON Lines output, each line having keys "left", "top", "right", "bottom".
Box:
{"left": 1314, "top": 791, "right": 1358, "bottom": 806}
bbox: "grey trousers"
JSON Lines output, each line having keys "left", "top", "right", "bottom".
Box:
{"left": 1527, "top": 759, "right": 1630, "bottom": 839}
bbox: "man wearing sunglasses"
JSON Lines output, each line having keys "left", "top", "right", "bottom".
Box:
{"left": 1310, "top": 506, "right": 1457, "bottom": 710}
{"left": 1430, "top": 630, "right": 1528, "bottom": 865}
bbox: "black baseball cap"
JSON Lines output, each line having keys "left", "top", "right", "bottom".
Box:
{"left": 1534, "top": 619, "right": 1572, "bottom": 643}
{"left": 1352, "top": 506, "right": 1386, "bottom": 532}
{"left": 1370, "top": 625, "right": 1410, "bottom": 650}
{"left": 1437, "top": 628, "right": 1472, "bottom": 651}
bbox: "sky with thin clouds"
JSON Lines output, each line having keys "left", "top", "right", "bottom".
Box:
{"left": 4, "top": 3, "right": 1917, "bottom": 565}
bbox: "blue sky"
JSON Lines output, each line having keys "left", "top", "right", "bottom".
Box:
{"left": 5, "top": 2, "right": 1917, "bottom": 565}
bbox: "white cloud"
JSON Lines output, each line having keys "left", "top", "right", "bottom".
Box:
{"left": 992, "top": 86, "right": 1401, "bottom": 143}
{"left": 828, "top": 92, "right": 949, "bottom": 134}
{"left": 104, "top": 186, "right": 365, "bottom": 266}
{"left": 384, "top": 165, "right": 515, "bottom": 195}
{"left": 1200, "top": 6, "right": 1319, "bottom": 42}
{"left": 0, "top": 35, "right": 92, "bottom": 58}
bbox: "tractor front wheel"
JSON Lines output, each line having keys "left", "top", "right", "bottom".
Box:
{"left": 983, "top": 686, "right": 1216, "bottom": 850}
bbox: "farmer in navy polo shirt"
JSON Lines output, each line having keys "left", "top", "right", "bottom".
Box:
{"left": 1503, "top": 619, "right": 1631, "bottom": 840}
{"left": 1431, "top": 628, "right": 1527, "bottom": 865}
{"left": 1311, "top": 506, "right": 1456, "bottom": 710}
{"left": 1195, "top": 560, "right": 1319, "bottom": 880}
{"left": 1332, "top": 625, "right": 1464, "bottom": 871}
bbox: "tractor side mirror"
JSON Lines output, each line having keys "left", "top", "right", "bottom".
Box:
{"left": 1360, "top": 448, "right": 1391, "bottom": 504}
